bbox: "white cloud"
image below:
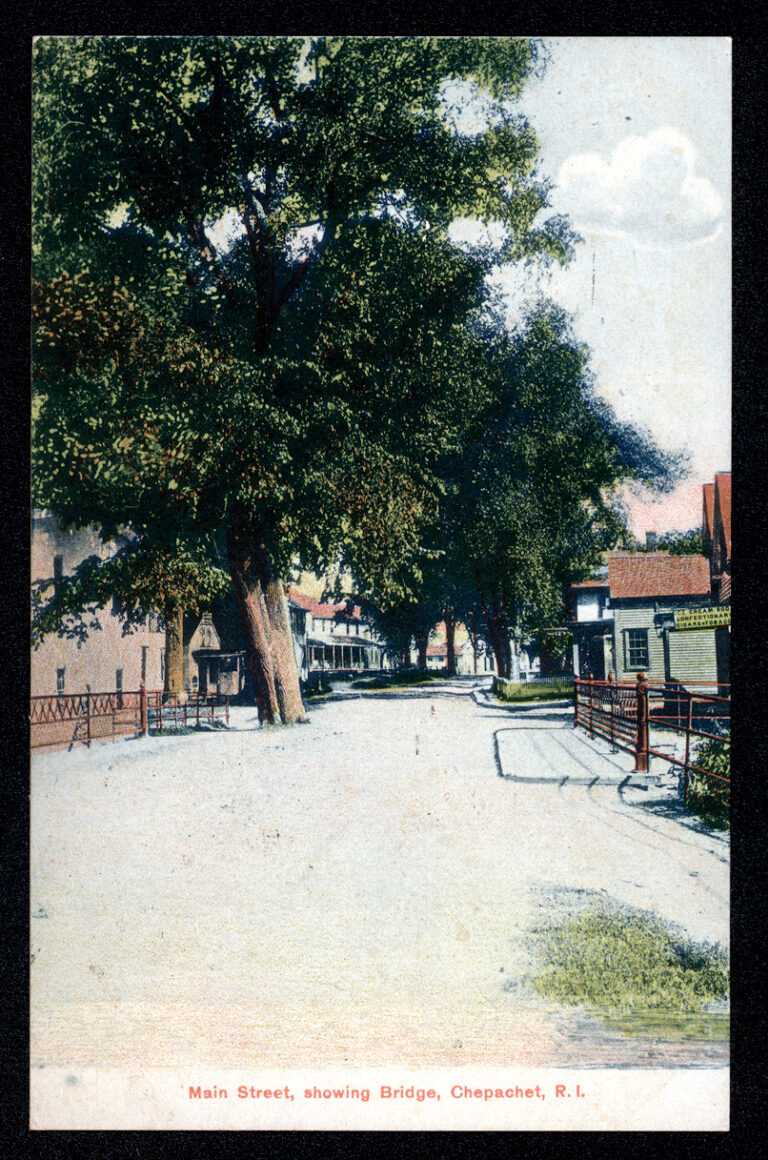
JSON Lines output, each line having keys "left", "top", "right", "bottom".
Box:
{"left": 556, "top": 127, "right": 724, "bottom": 250}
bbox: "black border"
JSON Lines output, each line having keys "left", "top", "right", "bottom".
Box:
{"left": 3, "top": 12, "right": 765, "bottom": 1158}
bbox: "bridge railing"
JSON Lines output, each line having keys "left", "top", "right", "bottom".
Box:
{"left": 573, "top": 673, "right": 730, "bottom": 797}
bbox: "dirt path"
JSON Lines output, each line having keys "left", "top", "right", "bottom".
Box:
{"left": 30, "top": 690, "right": 729, "bottom": 1070}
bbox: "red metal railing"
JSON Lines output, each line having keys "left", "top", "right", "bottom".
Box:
{"left": 574, "top": 673, "right": 730, "bottom": 797}
{"left": 146, "top": 689, "right": 230, "bottom": 733}
{"left": 31, "top": 685, "right": 229, "bottom": 750}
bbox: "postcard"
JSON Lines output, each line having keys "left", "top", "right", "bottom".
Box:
{"left": 30, "top": 36, "right": 730, "bottom": 1131}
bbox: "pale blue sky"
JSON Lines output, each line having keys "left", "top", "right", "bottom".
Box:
{"left": 514, "top": 37, "right": 731, "bottom": 535}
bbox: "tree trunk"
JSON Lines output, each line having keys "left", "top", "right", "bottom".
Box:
{"left": 225, "top": 510, "right": 281, "bottom": 725}
{"left": 415, "top": 629, "right": 428, "bottom": 671}
{"left": 475, "top": 573, "right": 510, "bottom": 679}
{"left": 262, "top": 574, "right": 307, "bottom": 724}
{"left": 471, "top": 611, "right": 478, "bottom": 675}
{"left": 165, "top": 607, "right": 185, "bottom": 696}
{"left": 444, "top": 611, "right": 456, "bottom": 676}
{"left": 402, "top": 641, "right": 411, "bottom": 668}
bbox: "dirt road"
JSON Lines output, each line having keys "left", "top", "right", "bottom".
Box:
{"left": 31, "top": 688, "right": 729, "bottom": 1070}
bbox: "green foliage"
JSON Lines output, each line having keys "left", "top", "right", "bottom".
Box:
{"left": 32, "top": 36, "right": 672, "bottom": 665}
{"left": 31, "top": 537, "right": 229, "bottom": 647}
{"left": 351, "top": 669, "right": 447, "bottom": 690}
{"left": 449, "top": 310, "right": 634, "bottom": 638}
{"left": 637, "top": 529, "right": 709, "bottom": 557}
{"left": 687, "top": 737, "right": 730, "bottom": 829}
{"left": 530, "top": 910, "right": 729, "bottom": 1017}
{"left": 32, "top": 35, "right": 570, "bottom": 620}
{"left": 493, "top": 676, "right": 573, "bottom": 702}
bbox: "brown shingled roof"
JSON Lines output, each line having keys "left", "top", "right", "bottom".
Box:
{"left": 607, "top": 554, "right": 711, "bottom": 599}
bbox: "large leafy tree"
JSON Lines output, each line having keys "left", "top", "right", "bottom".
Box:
{"left": 346, "top": 306, "right": 679, "bottom": 682}
{"left": 448, "top": 310, "right": 678, "bottom": 676}
{"left": 33, "top": 35, "right": 572, "bottom": 723}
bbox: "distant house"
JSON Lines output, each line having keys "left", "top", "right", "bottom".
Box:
{"left": 568, "top": 570, "right": 614, "bottom": 680}
{"left": 423, "top": 641, "right": 474, "bottom": 673}
{"left": 703, "top": 472, "right": 731, "bottom": 604}
{"left": 288, "top": 592, "right": 391, "bottom": 674}
{"left": 568, "top": 553, "right": 724, "bottom": 685}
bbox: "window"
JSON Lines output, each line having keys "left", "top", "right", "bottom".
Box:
{"left": 53, "top": 555, "right": 64, "bottom": 583}
{"left": 160, "top": 650, "right": 165, "bottom": 683}
{"left": 116, "top": 668, "right": 123, "bottom": 693}
{"left": 56, "top": 668, "right": 65, "bottom": 696}
{"left": 141, "top": 646, "right": 148, "bottom": 683}
{"left": 625, "top": 628, "right": 649, "bottom": 670}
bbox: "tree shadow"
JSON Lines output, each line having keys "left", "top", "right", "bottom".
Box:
{"left": 621, "top": 791, "right": 730, "bottom": 841}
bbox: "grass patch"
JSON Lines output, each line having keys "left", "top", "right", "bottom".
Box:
{"left": 529, "top": 909, "right": 729, "bottom": 1031}
{"left": 148, "top": 720, "right": 229, "bottom": 737}
{"left": 351, "top": 670, "right": 448, "bottom": 691}
{"left": 687, "top": 737, "right": 730, "bottom": 830}
{"left": 494, "top": 677, "right": 573, "bottom": 703}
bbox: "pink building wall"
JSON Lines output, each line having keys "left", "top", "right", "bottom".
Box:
{"left": 31, "top": 513, "right": 165, "bottom": 697}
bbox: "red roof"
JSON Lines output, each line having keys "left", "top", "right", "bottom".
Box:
{"left": 606, "top": 554, "right": 711, "bottom": 599}
{"left": 570, "top": 579, "right": 610, "bottom": 590}
{"left": 714, "top": 473, "right": 731, "bottom": 559}
{"left": 426, "top": 643, "right": 464, "bottom": 657}
{"left": 702, "top": 482, "right": 715, "bottom": 541}
{"left": 289, "top": 590, "right": 362, "bottom": 621}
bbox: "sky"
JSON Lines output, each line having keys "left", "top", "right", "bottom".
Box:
{"left": 213, "top": 37, "right": 730, "bottom": 546}
{"left": 510, "top": 37, "right": 731, "bottom": 538}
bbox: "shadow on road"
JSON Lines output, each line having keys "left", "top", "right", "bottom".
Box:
{"left": 619, "top": 790, "right": 730, "bottom": 844}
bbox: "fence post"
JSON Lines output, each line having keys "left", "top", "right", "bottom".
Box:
{"left": 183, "top": 698, "right": 187, "bottom": 728}
{"left": 588, "top": 677, "right": 594, "bottom": 738}
{"left": 226, "top": 696, "right": 230, "bottom": 726}
{"left": 85, "top": 685, "right": 91, "bottom": 746}
{"left": 157, "top": 692, "right": 163, "bottom": 733}
{"left": 608, "top": 671, "right": 616, "bottom": 752}
{"left": 211, "top": 695, "right": 215, "bottom": 726}
{"left": 140, "top": 683, "right": 148, "bottom": 736}
{"left": 683, "top": 692, "right": 694, "bottom": 804}
{"left": 196, "top": 694, "right": 200, "bottom": 727}
{"left": 573, "top": 677, "right": 579, "bottom": 729}
{"left": 634, "top": 672, "right": 649, "bottom": 772}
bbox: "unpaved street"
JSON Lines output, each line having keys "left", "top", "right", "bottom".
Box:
{"left": 31, "top": 687, "right": 729, "bottom": 1070}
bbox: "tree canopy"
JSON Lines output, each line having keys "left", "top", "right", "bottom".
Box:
{"left": 33, "top": 36, "right": 579, "bottom": 719}
{"left": 32, "top": 36, "right": 677, "bottom": 704}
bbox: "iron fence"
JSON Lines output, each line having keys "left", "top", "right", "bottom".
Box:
{"left": 573, "top": 673, "right": 730, "bottom": 797}
{"left": 30, "top": 685, "right": 229, "bottom": 750}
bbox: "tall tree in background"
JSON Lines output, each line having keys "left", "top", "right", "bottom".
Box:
{"left": 34, "top": 36, "right": 573, "bottom": 722}
{"left": 447, "top": 310, "right": 679, "bottom": 676}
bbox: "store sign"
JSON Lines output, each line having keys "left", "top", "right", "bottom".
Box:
{"left": 674, "top": 607, "right": 731, "bottom": 631}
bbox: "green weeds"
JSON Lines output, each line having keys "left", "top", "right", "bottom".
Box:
{"left": 494, "top": 678, "right": 573, "bottom": 703}
{"left": 529, "top": 909, "right": 729, "bottom": 1035}
{"left": 687, "top": 737, "right": 730, "bottom": 830}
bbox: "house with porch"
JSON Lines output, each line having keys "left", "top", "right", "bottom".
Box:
{"left": 288, "top": 591, "right": 391, "bottom": 674}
